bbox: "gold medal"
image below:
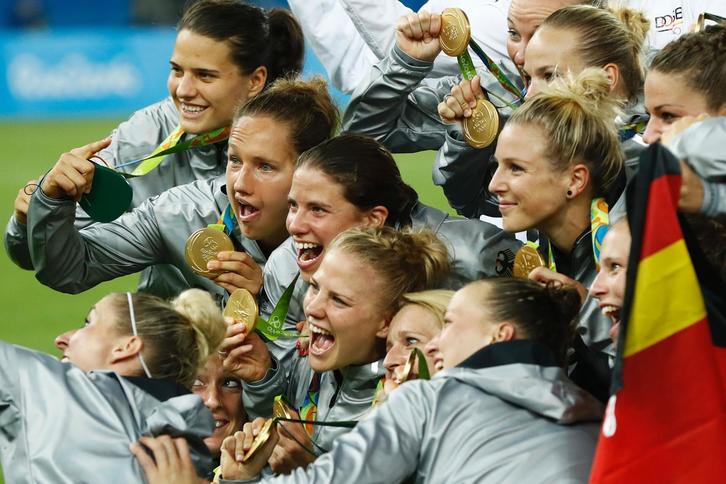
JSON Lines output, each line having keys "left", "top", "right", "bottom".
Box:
{"left": 463, "top": 99, "right": 499, "bottom": 148}
{"left": 184, "top": 227, "right": 234, "bottom": 277}
{"left": 272, "top": 397, "right": 294, "bottom": 420}
{"left": 440, "top": 8, "right": 471, "bottom": 57}
{"left": 513, "top": 245, "right": 545, "bottom": 278}
{"left": 399, "top": 350, "right": 418, "bottom": 383}
{"left": 223, "top": 288, "right": 259, "bottom": 332}
{"left": 242, "top": 418, "right": 276, "bottom": 462}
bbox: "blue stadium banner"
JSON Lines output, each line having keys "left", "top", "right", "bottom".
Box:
{"left": 0, "top": 28, "right": 176, "bottom": 118}
{"left": 0, "top": 27, "right": 348, "bottom": 119}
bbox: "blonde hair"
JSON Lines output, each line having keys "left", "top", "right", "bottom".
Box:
{"left": 328, "top": 226, "right": 451, "bottom": 316}
{"left": 508, "top": 68, "right": 624, "bottom": 195}
{"left": 110, "top": 289, "right": 226, "bottom": 387}
{"left": 399, "top": 290, "right": 455, "bottom": 329}
{"left": 541, "top": 5, "right": 649, "bottom": 101}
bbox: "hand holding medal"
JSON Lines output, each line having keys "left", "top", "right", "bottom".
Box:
{"left": 220, "top": 417, "right": 279, "bottom": 481}
{"left": 219, "top": 292, "right": 272, "bottom": 383}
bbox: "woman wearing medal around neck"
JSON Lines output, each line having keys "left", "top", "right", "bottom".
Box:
{"left": 26, "top": 78, "right": 338, "bottom": 322}
{"left": 255, "top": 134, "right": 519, "bottom": 373}
{"left": 438, "top": 4, "right": 650, "bottom": 219}
{"left": 5, "top": 0, "right": 304, "bottom": 298}
{"left": 227, "top": 226, "right": 450, "bottom": 476}
{"left": 1, "top": 288, "right": 227, "bottom": 483}
{"left": 486, "top": 68, "right": 625, "bottom": 401}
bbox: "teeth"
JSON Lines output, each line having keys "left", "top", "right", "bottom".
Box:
{"left": 601, "top": 306, "right": 620, "bottom": 319}
{"left": 308, "top": 322, "right": 332, "bottom": 336}
{"left": 434, "top": 361, "right": 444, "bottom": 371}
{"left": 182, "top": 103, "right": 206, "bottom": 113}
{"left": 295, "top": 241, "right": 321, "bottom": 251}
{"left": 214, "top": 420, "right": 227, "bottom": 428}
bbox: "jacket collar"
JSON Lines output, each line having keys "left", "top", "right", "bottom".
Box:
{"left": 457, "top": 340, "right": 559, "bottom": 370}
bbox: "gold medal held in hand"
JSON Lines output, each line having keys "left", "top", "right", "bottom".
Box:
{"left": 223, "top": 288, "right": 259, "bottom": 332}
{"left": 184, "top": 227, "right": 234, "bottom": 277}
{"left": 272, "top": 396, "right": 294, "bottom": 420}
{"left": 440, "top": 8, "right": 471, "bottom": 57}
{"left": 463, "top": 99, "right": 499, "bottom": 148}
{"left": 242, "top": 418, "right": 276, "bottom": 462}
{"left": 513, "top": 245, "right": 545, "bottom": 278}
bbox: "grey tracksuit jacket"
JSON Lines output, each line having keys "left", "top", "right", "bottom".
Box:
{"left": 222, "top": 340, "right": 602, "bottom": 484}
{"left": 4, "top": 97, "right": 228, "bottom": 298}
{"left": 0, "top": 341, "right": 214, "bottom": 483}
{"left": 25, "top": 175, "right": 267, "bottom": 310}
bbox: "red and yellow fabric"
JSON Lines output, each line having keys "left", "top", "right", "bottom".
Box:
{"left": 590, "top": 145, "right": 726, "bottom": 482}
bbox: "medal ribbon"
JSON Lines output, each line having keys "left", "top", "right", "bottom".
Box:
{"left": 618, "top": 119, "right": 647, "bottom": 142}
{"left": 113, "top": 125, "right": 230, "bottom": 176}
{"left": 468, "top": 39, "right": 524, "bottom": 101}
{"left": 255, "top": 272, "right": 301, "bottom": 341}
{"left": 546, "top": 197, "right": 609, "bottom": 272}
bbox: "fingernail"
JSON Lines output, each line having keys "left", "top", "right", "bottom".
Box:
{"left": 464, "top": 109, "right": 471, "bottom": 117}
{"left": 207, "top": 261, "right": 215, "bottom": 269}
{"left": 236, "top": 453, "right": 244, "bottom": 461}
{"left": 470, "top": 101, "right": 477, "bottom": 108}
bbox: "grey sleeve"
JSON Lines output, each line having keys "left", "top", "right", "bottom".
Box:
{"left": 0, "top": 341, "right": 20, "bottom": 405}
{"left": 222, "top": 384, "right": 427, "bottom": 484}
{"left": 4, "top": 215, "right": 33, "bottom": 270}
{"left": 342, "top": 44, "right": 456, "bottom": 153}
{"left": 27, "top": 189, "right": 167, "bottom": 294}
{"left": 433, "top": 130, "right": 498, "bottom": 219}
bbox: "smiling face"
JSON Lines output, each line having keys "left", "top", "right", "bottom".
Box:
{"left": 54, "top": 295, "right": 126, "bottom": 372}
{"left": 168, "top": 30, "right": 259, "bottom": 134}
{"left": 287, "top": 166, "right": 382, "bottom": 281}
{"left": 426, "top": 285, "right": 503, "bottom": 370}
{"left": 383, "top": 304, "right": 442, "bottom": 388}
{"left": 489, "top": 122, "right": 571, "bottom": 234}
{"left": 642, "top": 70, "right": 716, "bottom": 144}
{"left": 303, "top": 248, "right": 389, "bottom": 372}
{"left": 226, "top": 115, "right": 297, "bottom": 251}
{"left": 590, "top": 221, "right": 631, "bottom": 343}
{"left": 192, "top": 355, "right": 246, "bottom": 456}
{"left": 523, "top": 26, "right": 583, "bottom": 99}
{"left": 507, "top": 0, "right": 573, "bottom": 76}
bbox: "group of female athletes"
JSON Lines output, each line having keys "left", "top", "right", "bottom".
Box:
{"left": 2, "top": 0, "right": 724, "bottom": 482}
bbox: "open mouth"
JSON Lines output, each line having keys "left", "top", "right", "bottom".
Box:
{"left": 308, "top": 321, "right": 335, "bottom": 356}
{"left": 295, "top": 241, "right": 323, "bottom": 271}
{"left": 213, "top": 418, "right": 229, "bottom": 432}
{"left": 236, "top": 199, "right": 261, "bottom": 222}
{"left": 602, "top": 305, "right": 621, "bottom": 341}
{"left": 433, "top": 356, "right": 444, "bottom": 372}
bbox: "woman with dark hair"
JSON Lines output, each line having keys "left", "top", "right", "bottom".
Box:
{"left": 26, "top": 78, "right": 338, "bottom": 317}
{"left": 0, "top": 289, "right": 226, "bottom": 482}
{"left": 5, "top": 0, "right": 305, "bottom": 298}
{"left": 254, "top": 133, "right": 519, "bottom": 371}
{"left": 213, "top": 278, "right": 602, "bottom": 483}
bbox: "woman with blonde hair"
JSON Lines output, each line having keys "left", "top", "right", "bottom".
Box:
{"left": 382, "top": 290, "right": 454, "bottom": 397}
{"left": 488, "top": 68, "right": 625, "bottom": 400}
{"left": 1, "top": 289, "right": 227, "bottom": 483}
{"left": 230, "top": 226, "right": 451, "bottom": 475}
{"left": 439, "top": 3, "right": 650, "bottom": 218}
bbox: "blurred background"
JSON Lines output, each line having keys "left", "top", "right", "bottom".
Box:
{"left": 0, "top": 0, "right": 443, "bottom": 354}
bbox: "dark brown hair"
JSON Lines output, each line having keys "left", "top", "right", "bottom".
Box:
{"left": 296, "top": 134, "right": 418, "bottom": 226}
{"left": 649, "top": 25, "right": 726, "bottom": 112}
{"left": 178, "top": 0, "right": 304, "bottom": 85}
{"left": 473, "top": 278, "right": 581, "bottom": 367}
{"left": 234, "top": 76, "right": 339, "bottom": 155}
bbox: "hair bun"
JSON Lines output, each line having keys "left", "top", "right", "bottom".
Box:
{"left": 173, "top": 289, "right": 226, "bottom": 365}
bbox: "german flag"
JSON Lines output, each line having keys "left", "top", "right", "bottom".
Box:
{"left": 590, "top": 144, "right": 726, "bottom": 482}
